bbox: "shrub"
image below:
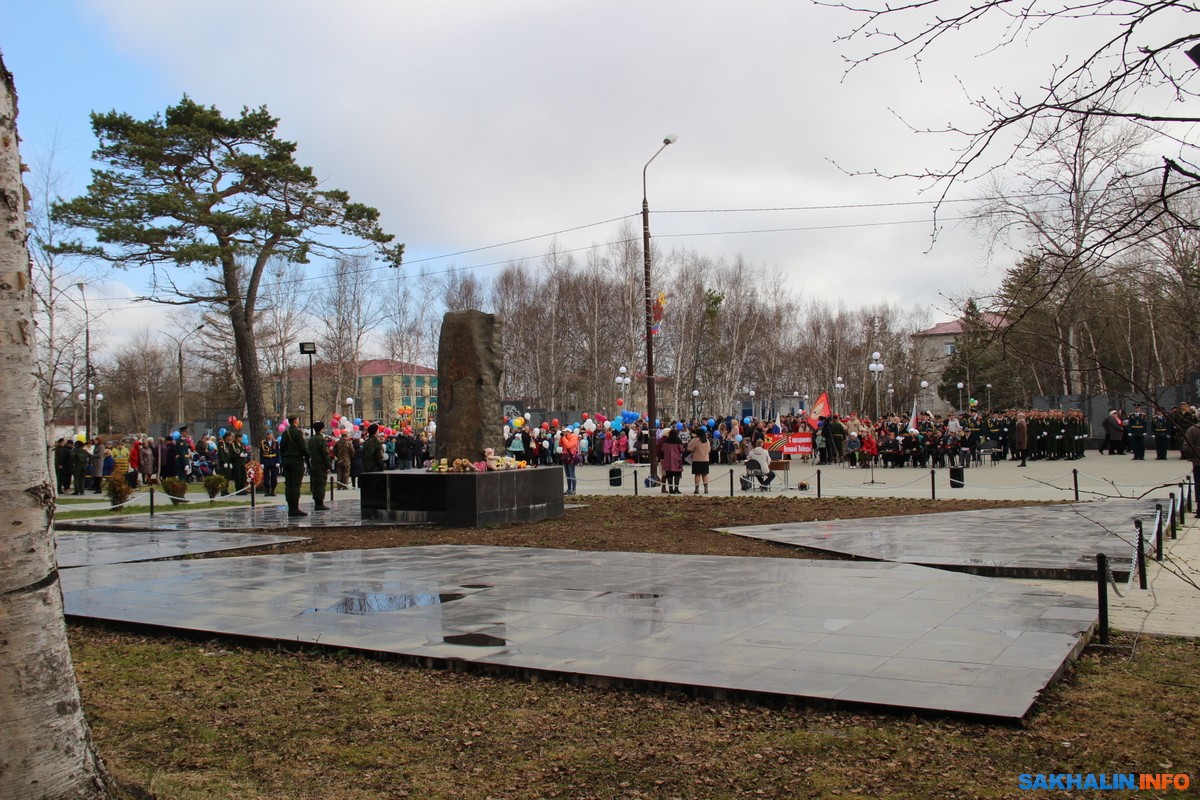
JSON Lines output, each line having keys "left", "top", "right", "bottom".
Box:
{"left": 104, "top": 477, "right": 133, "bottom": 511}
{"left": 160, "top": 476, "right": 188, "bottom": 505}
{"left": 203, "top": 474, "right": 229, "bottom": 500}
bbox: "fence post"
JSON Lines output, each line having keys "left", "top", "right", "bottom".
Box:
{"left": 149, "top": 486, "right": 154, "bottom": 516}
{"left": 1136, "top": 520, "right": 1148, "bottom": 590}
{"left": 816, "top": 469, "right": 822, "bottom": 499}
{"left": 1178, "top": 484, "right": 1186, "bottom": 525}
{"left": 1095, "top": 553, "right": 1110, "bottom": 646}
{"left": 1072, "top": 469, "right": 1080, "bottom": 502}
{"left": 250, "top": 482, "right": 255, "bottom": 509}
{"left": 633, "top": 468, "right": 638, "bottom": 496}
{"left": 1170, "top": 492, "right": 1178, "bottom": 539}
{"left": 729, "top": 469, "right": 734, "bottom": 497}
{"left": 330, "top": 474, "right": 335, "bottom": 502}
{"left": 930, "top": 469, "right": 936, "bottom": 501}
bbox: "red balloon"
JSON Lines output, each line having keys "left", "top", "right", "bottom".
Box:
{"left": 551, "top": 418, "right": 560, "bottom": 427}
{"left": 616, "top": 398, "right": 624, "bottom": 407}
{"left": 541, "top": 422, "right": 549, "bottom": 430}
{"left": 581, "top": 412, "right": 590, "bottom": 420}
{"left": 234, "top": 420, "right": 243, "bottom": 431}
{"left": 333, "top": 413, "right": 341, "bottom": 421}
{"left": 227, "top": 415, "right": 236, "bottom": 424}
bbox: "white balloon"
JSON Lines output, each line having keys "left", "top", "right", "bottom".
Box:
{"left": 603, "top": 420, "right": 611, "bottom": 429}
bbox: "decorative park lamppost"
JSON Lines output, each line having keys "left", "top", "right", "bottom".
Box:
{"left": 691, "top": 389, "right": 699, "bottom": 419}
{"left": 792, "top": 390, "right": 800, "bottom": 415}
{"left": 748, "top": 389, "right": 756, "bottom": 420}
{"left": 986, "top": 383, "right": 993, "bottom": 411}
{"left": 868, "top": 352, "right": 885, "bottom": 420}
{"left": 835, "top": 377, "right": 846, "bottom": 414}
{"left": 299, "top": 342, "right": 316, "bottom": 433}
{"left": 957, "top": 382, "right": 965, "bottom": 414}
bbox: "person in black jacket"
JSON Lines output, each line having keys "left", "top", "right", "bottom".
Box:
{"left": 279, "top": 416, "right": 309, "bottom": 517}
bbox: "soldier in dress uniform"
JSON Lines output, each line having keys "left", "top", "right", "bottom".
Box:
{"left": 1152, "top": 410, "right": 1170, "bottom": 460}
{"left": 1127, "top": 404, "right": 1148, "bottom": 460}
{"left": 260, "top": 431, "right": 280, "bottom": 496}
{"left": 307, "top": 420, "right": 332, "bottom": 511}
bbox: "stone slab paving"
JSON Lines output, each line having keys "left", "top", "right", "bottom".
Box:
{"left": 58, "top": 497, "right": 380, "bottom": 533}
{"left": 1014, "top": 519, "right": 1200, "bottom": 638}
{"left": 55, "top": 530, "right": 309, "bottom": 568}
{"left": 61, "top": 545, "right": 1095, "bottom": 719}
{"left": 723, "top": 499, "right": 1166, "bottom": 580}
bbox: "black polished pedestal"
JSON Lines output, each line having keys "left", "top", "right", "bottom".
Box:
{"left": 360, "top": 468, "right": 564, "bottom": 526}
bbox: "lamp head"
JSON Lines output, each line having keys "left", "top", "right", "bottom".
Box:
{"left": 663, "top": 134, "right": 678, "bottom": 145}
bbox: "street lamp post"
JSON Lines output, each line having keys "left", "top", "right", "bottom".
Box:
{"left": 792, "top": 391, "right": 800, "bottom": 415}
{"left": 957, "top": 382, "right": 965, "bottom": 414}
{"left": 749, "top": 389, "right": 756, "bottom": 420}
{"left": 986, "top": 383, "right": 993, "bottom": 411}
{"left": 299, "top": 342, "right": 317, "bottom": 434}
{"left": 835, "top": 377, "right": 846, "bottom": 415}
{"left": 868, "top": 352, "right": 884, "bottom": 421}
{"left": 691, "top": 389, "right": 699, "bottom": 420}
{"left": 163, "top": 323, "right": 206, "bottom": 429}
{"left": 887, "top": 384, "right": 894, "bottom": 413}
{"left": 641, "top": 134, "right": 677, "bottom": 482}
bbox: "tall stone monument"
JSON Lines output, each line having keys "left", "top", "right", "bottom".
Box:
{"left": 436, "top": 309, "right": 504, "bottom": 461}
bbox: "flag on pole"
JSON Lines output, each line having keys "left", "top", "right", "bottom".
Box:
{"left": 907, "top": 398, "right": 918, "bottom": 432}
{"left": 806, "top": 392, "right": 830, "bottom": 430}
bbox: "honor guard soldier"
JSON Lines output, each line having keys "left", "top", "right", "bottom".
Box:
{"left": 1127, "top": 404, "right": 1148, "bottom": 460}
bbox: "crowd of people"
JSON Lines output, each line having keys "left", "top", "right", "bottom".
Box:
{"left": 53, "top": 402, "right": 1200, "bottom": 505}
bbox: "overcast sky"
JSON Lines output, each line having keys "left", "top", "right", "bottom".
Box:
{"left": 4, "top": 0, "right": 1096, "bottom": 343}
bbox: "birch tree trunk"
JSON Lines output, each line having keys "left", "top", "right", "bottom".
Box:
{"left": 0, "top": 54, "right": 112, "bottom": 799}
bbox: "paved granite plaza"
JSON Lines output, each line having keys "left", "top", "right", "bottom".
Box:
{"left": 61, "top": 544, "right": 1095, "bottom": 719}
{"left": 56, "top": 530, "right": 309, "bottom": 568}
{"left": 723, "top": 498, "right": 1163, "bottom": 579}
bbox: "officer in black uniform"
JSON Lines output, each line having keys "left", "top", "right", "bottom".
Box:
{"left": 1127, "top": 404, "right": 1148, "bottom": 460}
{"left": 260, "top": 431, "right": 280, "bottom": 496}
{"left": 1152, "top": 410, "right": 1170, "bottom": 460}
{"left": 279, "top": 415, "right": 309, "bottom": 517}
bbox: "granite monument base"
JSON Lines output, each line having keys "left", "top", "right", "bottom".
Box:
{"left": 360, "top": 468, "right": 564, "bottom": 526}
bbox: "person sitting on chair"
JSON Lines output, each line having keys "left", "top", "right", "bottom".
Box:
{"left": 745, "top": 443, "right": 775, "bottom": 489}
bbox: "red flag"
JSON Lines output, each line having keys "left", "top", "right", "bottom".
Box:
{"left": 806, "top": 392, "right": 830, "bottom": 429}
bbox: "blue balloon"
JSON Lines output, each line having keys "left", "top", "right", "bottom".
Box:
{"left": 735, "top": 434, "right": 744, "bottom": 443}
{"left": 218, "top": 427, "right": 227, "bottom": 436}
{"left": 708, "top": 418, "right": 716, "bottom": 428}
{"left": 675, "top": 422, "right": 684, "bottom": 430}
{"left": 743, "top": 416, "right": 752, "bottom": 425}
{"left": 354, "top": 417, "right": 363, "bottom": 426}
{"left": 171, "top": 431, "right": 181, "bottom": 440}
{"left": 242, "top": 434, "right": 249, "bottom": 445}
{"left": 713, "top": 430, "right": 722, "bottom": 439}
{"left": 611, "top": 419, "right": 624, "bottom": 432}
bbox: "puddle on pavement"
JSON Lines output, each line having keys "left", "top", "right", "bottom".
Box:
{"left": 443, "top": 632, "right": 507, "bottom": 647}
{"left": 460, "top": 584, "right": 493, "bottom": 589}
{"left": 299, "top": 591, "right": 465, "bottom": 616}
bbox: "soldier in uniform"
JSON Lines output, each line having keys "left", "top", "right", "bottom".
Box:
{"left": 1127, "top": 404, "right": 1148, "bottom": 460}
{"left": 1152, "top": 410, "right": 1170, "bottom": 460}
{"left": 260, "top": 431, "right": 280, "bottom": 496}
{"left": 216, "top": 430, "right": 236, "bottom": 494}
{"left": 333, "top": 431, "right": 354, "bottom": 487}
{"left": 174, "top": 426, "right": 194, "bottom": 481}
{"left": 279, "top": 415, "right": 309, "bottom": 518}
{"left": 307, "top": 420, "right": 332, "bottom": 511}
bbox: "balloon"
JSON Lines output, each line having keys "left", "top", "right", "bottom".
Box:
{"left": 282, "top": 418, "right": 290, "bottom": 427}
{"left": 551, "top": 418, "right": 560, "bottom": 427}
{"left": 541, "top": 422, "right": 549, "bottom": 430}
{"left": 735, "top": 434, "right": 744, "bottom": 442}
{"left": 278, "top": 423, "right": 287, "bottom": 432}
{"left": 584, "top": 420, "right": 596, "bottom": 432}
{"left": 675, "top": 422, "right": 684, "bottom": 430}
{"left": 227, "top": 415, "right": 236, "bottom": 424}
{"left": 208, "top": 441, "right": 217, "bottom": 450}
{"left": 611, "top": 419, "right": 623, "bottom": 432}
{"left": 581, "top": 412, "right": 590, "bottom": 420}
{"left": 334, "top": 413, "right": 341, "bottom": 421}
{"left": 234, "top": 420, "right": 242, "bottom": 430}
{"left": 354, "top": 417, "right": 362, "bottom": 426}
{"left": 75, "top": 434, "right": 86, "bottom": 442}
{"left": 708, "top": 418, "right": 716, "bottom": 428}
{"left": 713, "top": 430, "right": 722, "bottom": 439}
{"left": 242, "top": 434, "right": 249, "bottom": 445}
{"left": 743, "top": 416, "right": 752, "bottom": 425}
{"left": 172, "top": 431, "right": 181, "bottom": 440}
{"left": 616, "top": 398, "right": 624, "bottom": 407}
{"left": 603, "top": 420, "right": 611, "bottom": 429}
{"left": 594, "top": 413, "right": 607, "bottom": 424}
{"left": 513, "top": 417, "right": 525, "bottom": 428}
{"left": 352, "top": 424, "right": 360, "bottom": 431}
{"left": 219, "top": 427, "right": 227, "bottom": 436}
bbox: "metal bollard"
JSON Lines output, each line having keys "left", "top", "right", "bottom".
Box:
{"left": 1178, "top": 484, "right": 1186, "bottom": 525}
{"left": 1136, "top": 520, "right": 1148, "bottom": 590}
{"left": 930, "top": 469, "right": 936, "bottom": 501}
{"left": 1095, "top": 553, "right": 1110, "bottom": 646}
{"left": 816, "top": 469, "right": 822, "bottom": 499}
{"left": 1072, "top": 469, "right": 1080, "bottom": 502}
{"left": 1170, "top": 493, "right": 1178, "bottom": 538}
{"left": 633, "top": 469, "right": 638, "bottom": 496}
{"left": 330, "top": 474, "right": 335, "bottom": 502}
{"left": 250, "top": 482, "right": 255, "bottom": 508}
{"left": 729, "top": 469, "right": 734, "bottom": 497}
{"left": 149, "top": 486, "right": 154, "bottom": 516}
